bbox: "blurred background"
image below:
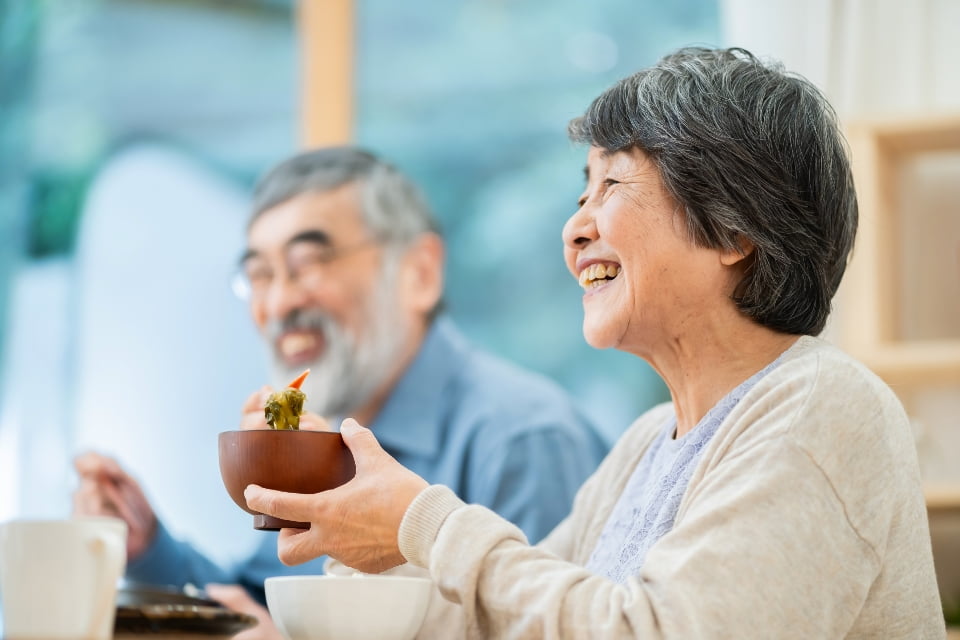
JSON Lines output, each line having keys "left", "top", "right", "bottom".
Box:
{"left": 0, "top": 0, "right": 957, "bottom": 612}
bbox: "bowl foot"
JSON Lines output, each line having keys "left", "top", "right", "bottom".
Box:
{"left": 254, "top": 514, "right": 310, "bottom": 531}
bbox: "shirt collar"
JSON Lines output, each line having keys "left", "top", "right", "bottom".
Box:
{"left": 368, "top": 316, "right": 465, "bottom": 458}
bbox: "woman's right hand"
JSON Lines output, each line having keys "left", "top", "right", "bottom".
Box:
{"left": 245, "top": 419, "right": 428, "bottom": 573}
{"left": 72, "top": 452, "right": 157, "bottom": 560}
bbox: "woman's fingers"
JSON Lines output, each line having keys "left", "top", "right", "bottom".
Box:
{"left": 275, "top": 527, "right": 319, "bottom": 566}
{"left": 247, "top": 423, "right": 427, "bottom": 572}
{"left": 244, "top": 485, "right": 318, "bottom": 526}
{"left": 339, "top": 419, "right": 389, "bottom": 473}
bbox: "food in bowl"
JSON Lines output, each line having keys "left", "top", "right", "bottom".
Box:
{"left": 264, "top": 369, "right": 310, "bottom": 430}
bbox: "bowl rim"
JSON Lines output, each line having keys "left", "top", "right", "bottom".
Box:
{"left": 218, "top": 429, "right": 345, "bottom": 435}
{"left": 265, "top": 574, "right": 432, "bottom": 586}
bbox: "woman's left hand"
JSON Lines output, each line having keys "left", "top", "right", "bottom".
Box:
{"left": 244, "top": 418, "right": 429, "bottom": 573}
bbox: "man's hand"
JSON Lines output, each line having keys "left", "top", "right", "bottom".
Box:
{"left": 240, "top": 386, "right": 331, "bottom": 431}
{"left": 72, "top": 452, "right": 157, "bottom": 560}
{"left": 205, "top": 584, "right": 283, "bottom": 640}
{"left": 244, "top": 419, "right": 429, "bottom": 573}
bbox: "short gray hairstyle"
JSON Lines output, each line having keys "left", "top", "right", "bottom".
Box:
{"left": 568, "top": 47, "right": 857, "bottom": 336}
{"left": 250, "top": 146, "right": 439, "bottom": 245}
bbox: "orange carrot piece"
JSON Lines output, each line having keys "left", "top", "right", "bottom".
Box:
{"left": 288, "top": 369, "right": 310, "bottom": 389}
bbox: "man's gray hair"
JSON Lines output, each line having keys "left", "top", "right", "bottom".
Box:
{"left": 568, "top": 47, "right": 858, "bottom": 336}
{"left": 250, "top": 146, "right": 439, "bottom": 246}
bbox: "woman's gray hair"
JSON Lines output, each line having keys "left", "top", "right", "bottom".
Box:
{"left": 249, "top": 146, "right": 439, "bottom": 247}
{"left": 568, "top": 47, "right": 857, "bottom": 336}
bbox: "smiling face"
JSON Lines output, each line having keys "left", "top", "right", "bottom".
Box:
{"left": 562, "top": 147, "right": 742, "bottom": 358}
{"left": 243, "top": 184, "right": 411, "bottom": 417}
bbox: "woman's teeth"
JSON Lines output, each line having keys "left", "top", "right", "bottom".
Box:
{"left": 579, "top": 263, "right": 621, "bottom": 289}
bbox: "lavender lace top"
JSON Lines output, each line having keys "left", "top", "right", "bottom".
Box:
{"left": 586, "top": 356, "right": 783, "bottom": 583}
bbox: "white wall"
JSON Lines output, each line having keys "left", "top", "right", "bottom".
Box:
{"left": 0, "top": 143, "right": 267, "bottom": 568}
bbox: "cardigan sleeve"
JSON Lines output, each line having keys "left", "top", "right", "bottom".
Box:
{"left": 396, "top": 375, "right": 938, "bottom": 639}
{"left": 400, "top": 438, "right": 878, "bottom": 639}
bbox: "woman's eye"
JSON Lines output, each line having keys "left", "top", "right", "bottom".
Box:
{"left": 600, "top": 178, "right": 620, "bottom": 199}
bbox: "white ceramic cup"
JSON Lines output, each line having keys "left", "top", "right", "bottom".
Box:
{"left": 0, "top": 517, "right": 127, "bottom": 640}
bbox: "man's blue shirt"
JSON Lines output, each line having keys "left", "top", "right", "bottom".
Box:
{"left": 128, "top": 317, "right": 607, "bottom": 603}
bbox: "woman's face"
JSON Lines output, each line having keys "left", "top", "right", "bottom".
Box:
{"left": 562, "top": 146, "right": 735, "bottom": 357}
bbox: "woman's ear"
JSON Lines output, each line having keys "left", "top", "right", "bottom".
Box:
{"left": 719, "top": 234, "right": 755, "bottom": 266}
{"left": 399, "top": 232, "right": 445, "bottom": 316}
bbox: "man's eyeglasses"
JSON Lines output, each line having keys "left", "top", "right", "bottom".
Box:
{"left": 231, "top": 238, "right": 383, "bottom": 302}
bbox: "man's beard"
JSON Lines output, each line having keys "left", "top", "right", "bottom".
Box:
{"left": 265, "top": 263, "right": 408, "bottom": 421}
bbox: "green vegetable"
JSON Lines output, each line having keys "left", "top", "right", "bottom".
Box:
{"left": 264, "top": 369, "right": 310, "bottom": 430}
{"left": 264, "top": 388, "right": 306, "bottom": 430}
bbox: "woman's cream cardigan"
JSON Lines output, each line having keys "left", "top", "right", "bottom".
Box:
{"left": 384, "top": 336, "right": 945, "bottom": 638}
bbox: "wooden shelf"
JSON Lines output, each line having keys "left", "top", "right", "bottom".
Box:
{"left": 926, "top": 486, "right": 960, "bottom": 513}
{"left": 853, "top": 341, "right": 960, "bottom": 387}
{"left": 840, "top": 114, "right": 960, "bottom": 389}
{"left": 848, "top": 113, "right": 960, "bottom": 153}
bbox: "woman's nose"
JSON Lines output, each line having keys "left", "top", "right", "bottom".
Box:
{"left": 562, "top": 204, "right": 597, "bottom": 250}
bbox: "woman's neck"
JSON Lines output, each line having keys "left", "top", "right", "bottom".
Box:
{"left": 647, "top": 320, "right": 800, "bottom": 438}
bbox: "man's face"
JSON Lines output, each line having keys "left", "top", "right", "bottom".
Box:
{"left": 241, "top": 184, "right": 408, "bottom": 417}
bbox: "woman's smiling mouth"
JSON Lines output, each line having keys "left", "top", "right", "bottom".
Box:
{"left": 578, "top": 262, "right": 622, "bottom": 289}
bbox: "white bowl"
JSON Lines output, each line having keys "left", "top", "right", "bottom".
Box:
{"left": 265, "top": 574, "right": 432, "bottom": 640}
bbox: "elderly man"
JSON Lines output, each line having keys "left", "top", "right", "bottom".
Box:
{"left": 73, "top": 147, "right": 607, "bottom": 622}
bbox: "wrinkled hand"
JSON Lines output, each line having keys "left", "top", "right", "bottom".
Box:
{"left": 72, "top": 452, "right": 157, "bottom": 560}
{"left": 240, "top": 386, "right": 331, "bottom": 431}
{"left": 205, "top": 584, "right": 282, "bottom": 640}
{"left": 245, "top": 419, "right": 429, "bottom": 573}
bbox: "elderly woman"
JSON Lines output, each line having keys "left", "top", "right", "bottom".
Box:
{"left": 245, "top": 47, "right": 945, "bottom": 638}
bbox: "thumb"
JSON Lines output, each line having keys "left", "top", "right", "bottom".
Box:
{"left": 339, "top": 418, "right": 384, "bottom": 471}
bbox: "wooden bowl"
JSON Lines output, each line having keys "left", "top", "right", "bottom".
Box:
{"left": 218, "top": 430, "right": 355, "bottom": 530}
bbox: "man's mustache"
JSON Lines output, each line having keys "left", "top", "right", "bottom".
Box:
{"left": 265, "top": 309, "right": 334, "bottom": 342}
